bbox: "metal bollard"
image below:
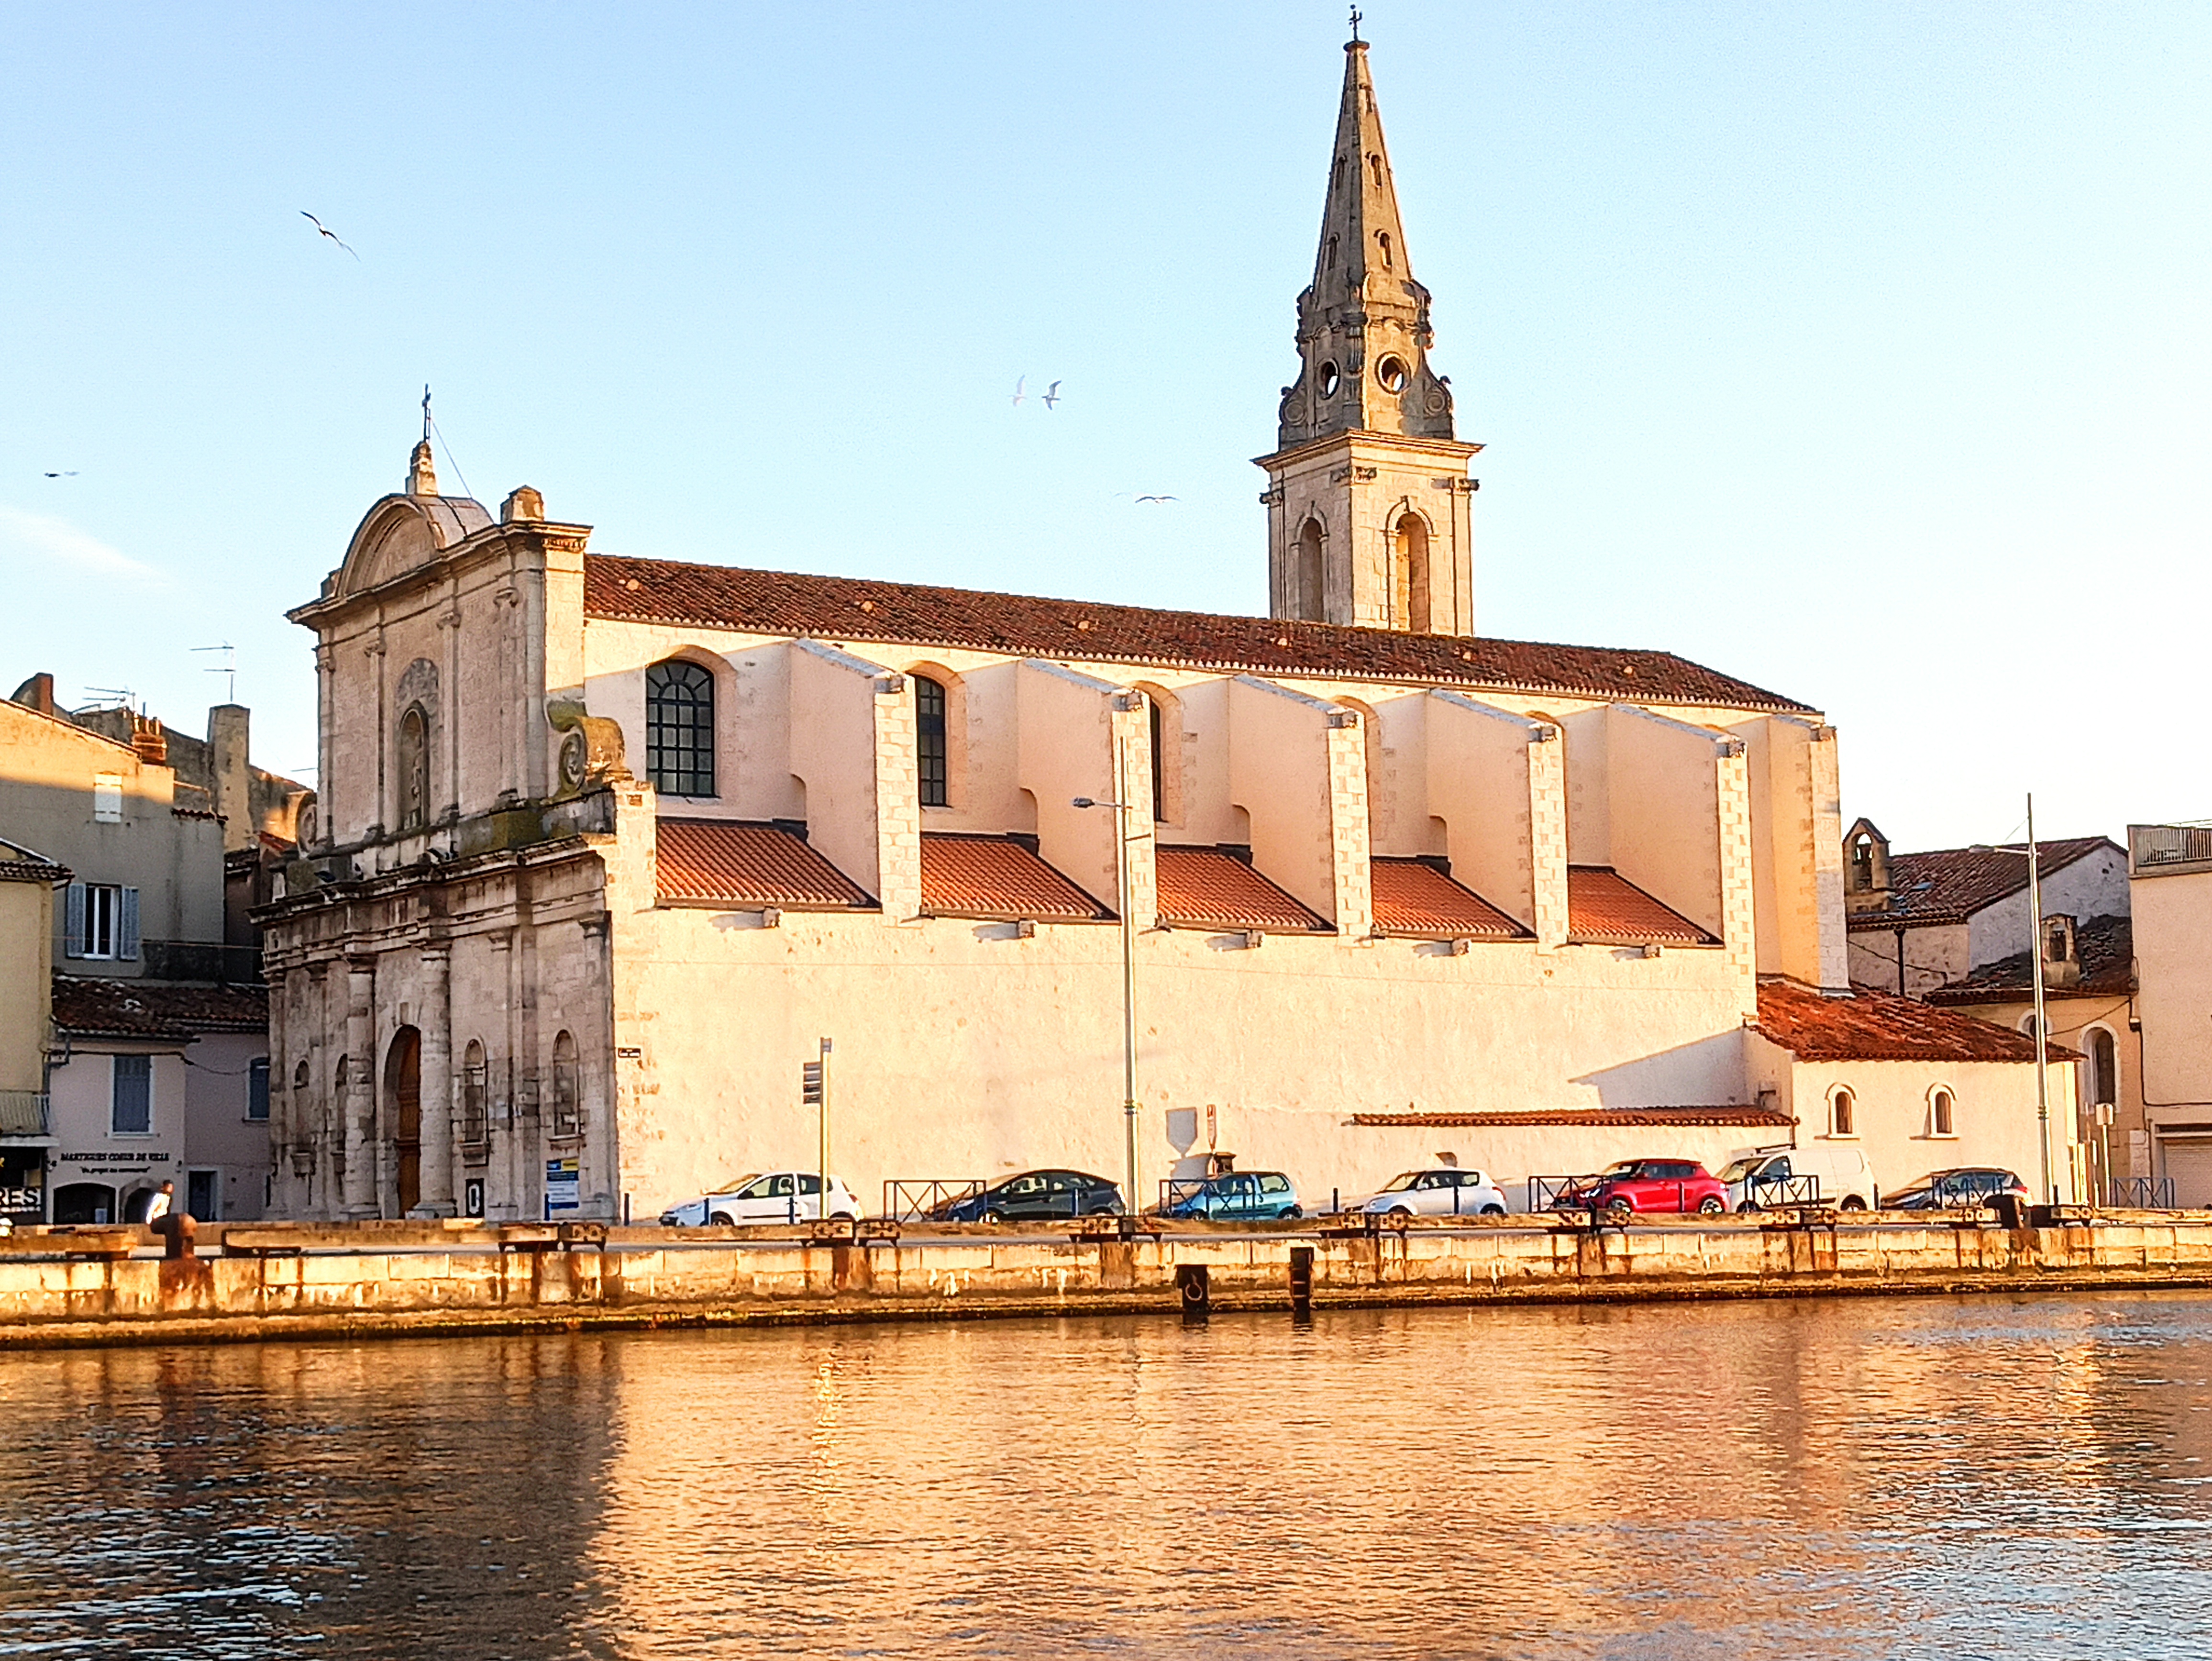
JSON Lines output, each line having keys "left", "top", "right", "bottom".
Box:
{"left": 1176, "top": 1263, "right": 1210, "bottom": 1321}
{"left": 1288, "top": 1245, "right": 1314, "bottom": 1318}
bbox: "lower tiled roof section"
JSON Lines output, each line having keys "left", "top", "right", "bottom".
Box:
{"left": 581, "top": 553, "right": 1813, "bottom": 713}
{"left": 1755, "top": 978, "right": 2079, "bottom": 1063}
{"left": 1370, "top": 858, "right": 1528, "bottom": 939}
{"left": 52, "top": 975, "right": 266, "bottom": 1040}
{"left": 1567, "top": 867, "right": 1717, "bottom": 945}
{"left": 1352, "top": 1107, "right": 1795, "bottom": 1129}
{"left": 920, "top": 834, "right": 1111, "bottom": 921}
{"left": 1926, "top": 914, "right": 2135, "bottom": 1004}
{"left": 656, "top": 819, "right": 874, "bottom": 910}
{"left": 1155, "top": 846, "right": 1330, "bottom": 933}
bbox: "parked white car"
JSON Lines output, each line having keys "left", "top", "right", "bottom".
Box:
{"left": 659, "top": 1171, "right": 861, "bottom": 1227}
{"left": 1361, "top": 1168, "right": 1508, "bottom": 1218}
{"left": 1716, "top": 1145, "right": 1875, "bottom": 1211}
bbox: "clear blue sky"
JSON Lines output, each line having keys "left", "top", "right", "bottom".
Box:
{"left": 3, "top": 1, "right": 2204, "bottom": 849}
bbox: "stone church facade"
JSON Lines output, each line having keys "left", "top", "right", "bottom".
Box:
{"left": 257, "top": 33, "right": 2076, "bottom": 1221}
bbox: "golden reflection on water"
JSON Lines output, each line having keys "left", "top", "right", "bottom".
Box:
{"left": 3, "top": 1295, "right": 2212, "bottom": 1659}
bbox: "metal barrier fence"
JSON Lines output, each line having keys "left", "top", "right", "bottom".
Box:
{"left": 882, "top": 1179, "right": 985, "bottom": 1222}
{"left": 1159, "top": 1178, "right": 1212, "bottom": 1213}
{"left": 1528, "top": 1175, "right": 1588, "bottom": 1213}
{"left": 2112, "top": 1176, "right": 2178, "bottom": 1209}
{"left": 1528, "top": 1175, "right": 1710, "bottom": 1216}
{"left": 1746, "top": 1174, "right": 1821, "bottom": 1209}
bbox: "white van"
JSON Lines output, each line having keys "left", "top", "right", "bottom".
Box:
{"left": 1716, "top": 1145, "right": 1875, "bottom": 1211}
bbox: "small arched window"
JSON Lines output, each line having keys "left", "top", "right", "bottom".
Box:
{"left": 397, "top": 705, "right": 430, "bottom": 830}
{"left": 1369, "top": 153, "right": 1384, "bottom": 188}
{"left": 461, "top": 1039, "right": 488, "bottom": 1147}
{"left": 1148, "top": 699, "right": 1165, "bottom": 824}
{"left": 915, "top": 675, "right": 948, "bottom": 807}
{"left": 646, "top": 660, "right": 716, "bottom": 797}
{"left": 1326, "top": 233, "right": 1338, "bottom": 270}
{"left": 1831, "top": 1087, "right": 1856, "bottom": 1137}
{"left": 1295, "top": 519, "right": 1326, "bottom": 621}
{"left": 1377, "top": 231, "right": 1393, "bottom": 268}
{"left": 2091, "top": 1029, "right": 2119, "bottom": 1107}
{"left": 1933, "top": 1088, "right": 1954, "bottom": 1136}
{"left": 551, "top": 1030, "right": 580, "bottom": 1138}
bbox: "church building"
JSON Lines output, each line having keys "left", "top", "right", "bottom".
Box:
{"left": 256, "top": 32, "right": 2077, "bottom": 1221}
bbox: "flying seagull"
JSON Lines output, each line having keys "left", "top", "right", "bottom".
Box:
{"left": 300, "top": 211, "right": 359, "bottom": 259}
{"left": 1134, "top": 494, "right": 1178, "bottom": 504}
{"left": 1043, "top": 380, "right": 1062, "bottom": 410}
{"left": 43, "top": 471, "right": 77, "bottom": 478}
{"left": 1010, "top": 376, "right": 1026, "bottom": 408}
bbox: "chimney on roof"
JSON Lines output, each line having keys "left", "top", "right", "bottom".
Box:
{"left": 8, "top": 673, "right": 56, "bottom": 716}
{"left": 130, "top": 712, "right": 168, "bottom": 764}
{"left": 206, "top": 703, "right": 254, "bottom": 853}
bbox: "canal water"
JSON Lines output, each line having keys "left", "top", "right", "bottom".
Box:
{"left": 3, "top": 1292, "right": 2209, "bottom": 1660}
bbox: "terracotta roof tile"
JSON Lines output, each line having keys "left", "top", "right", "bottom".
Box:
{"left": 581, "top": 554, "right": 1813, "bottom": 713}
{"left": 1370, "top": 858, "right": 1528, "bottom": 939}
{"left": 655, "top": 819, "right": 874, "bottom": 910}
{"left": 1566, "top": 867, "right": 1716, "bottom": 945}
{"left": 1755, "top": 979, "right": 2080, "bottom": 1063}
{"left": 1155, "top": 846, "right": 1330, "bottom": 933}
{"left": 0, "top": 856, "right": 71, "bottom": 886}
{"left": 920, "top": 834, "right": 1111, "bottom": 921}
{"left": 1847, "top": 837, "right": 2121, "bottom": 930}
{"left": 51, "top": 975, "right": 266, "bottom": 1040}
{"left": 1926, "top": 914, "right": 2135, "bottom": 1004}
{"left": 1352, "top": 1107, "right": 1796, "bottom": 1129}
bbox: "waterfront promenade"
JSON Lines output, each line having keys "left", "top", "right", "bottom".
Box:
{"left": 3, "top": 1209, "right": 2211, "bottom": 1348}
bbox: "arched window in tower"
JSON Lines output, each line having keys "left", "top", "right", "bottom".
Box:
{"left": 1326, "top": 234, "right": 1338, "bottom": 270}
{"left": 1394, "top": 514, "right": 1432, "bottom": 633}
{"left": 1148, "top": 698, "right": 1165, "bottom": 824}
{"left": 397, "top": 705, "right": 430, "bottom": 830}
{"left": 915, "top": 675, "right": 948, "bottom": 807}
{"left": 1377, "top": 231, "right": 1393, "bottom": 268}
{"left": 1369, "top": 153, "right": 1383, "bottom": 188}
{"left": 1295, "top": 519, "right": 1326, "bottom": 622}
{"left": 646, "top": 659, "right": 716, "bottom": 797}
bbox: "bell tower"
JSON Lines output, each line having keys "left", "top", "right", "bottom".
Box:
{"left": 1257, "top": 26, "right": 1481, "bottom": 634}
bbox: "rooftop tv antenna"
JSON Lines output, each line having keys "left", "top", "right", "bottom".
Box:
{"left": 83, "top": 686, "right": 136, "bottom": 712}
{"left": 192, "top": 643, "right": 237, "bottom": 704}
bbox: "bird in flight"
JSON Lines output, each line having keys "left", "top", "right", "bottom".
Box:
{"left": 300, "top": 211, "right": 359, "bottom": 259}
{"left": 43, "top": 470, "right": 77, "bottom": 478}
{"left": 1010, "top": 376, "right": 1026, "bottom": 407}
{"left": 1134, "top": 494, "right": 1178, "bottom": 504}
{"left": 1043, "top": 380, "right": 1062, "bottom": 410}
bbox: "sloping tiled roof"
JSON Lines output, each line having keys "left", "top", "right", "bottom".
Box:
{"left": 1566, "top": 867, "right": 1717, "bottom": 945}
{"left": 1155, "top": 846, "right": 1330, "bottom": 933}
{"left": 1847, "top": 837, "right": 2120, "bottom": 930}
{"left": 1352, "top": 1106, "right": 1795, "bottom": 1129}
{"left": 919, "top": 834, "right": 1112, "bottom": 921}
{"left": 0, "top": 855, "right": 71, "bottom": 886}
{"left": 52, "top": 975, "right": 267, "bottom": 1040}
{"left": 1754, "top": 979, "right": 2079, "bottom": 1064}
{"left": 1927, "top": 914, "right": 2135, "bottom": 1005}
{"left": 1370, "top": 858, "right": 1528, "bottom": 939}
{"left": 581, "top": 553, "right": 1813, "bottom": 713}
{"left": 655, "top": 819, "right": 874, "bottom": 910}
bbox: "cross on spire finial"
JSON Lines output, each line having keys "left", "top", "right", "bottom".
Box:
{"left": 422, "top": 384, "right": 433, "bottom": 442}
{"left": 1349, "top": 7, "right": 1361, "bottom": 43}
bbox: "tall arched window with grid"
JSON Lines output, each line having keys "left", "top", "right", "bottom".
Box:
{"left": 915, "top": 675, "right": 948, "bottom": 807}
{"left": 646, "top": 660, "right": 715, "bottom": 797}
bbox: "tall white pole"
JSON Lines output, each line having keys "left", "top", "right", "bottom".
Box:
{"left": 1117, "top": 739, "right": 1139, "bottom": 1220}
{"left": 2027, "top": 794, "right": 2054, "bottom": 1204}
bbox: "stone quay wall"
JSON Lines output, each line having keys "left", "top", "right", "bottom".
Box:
{"left": 2, "top": 1214, "right": 2211, "bottom": 1349}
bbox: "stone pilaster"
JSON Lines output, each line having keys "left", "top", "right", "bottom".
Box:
{"left": 412, "top": 945, "right": 456, "bottom": 1217}
{"left": 1717, "top": 738, "right": 1758, "bottom": 1011}
{"left": 342, "top": 956, "right": 377, "bottom": 1219}
{"left": 1326, "top": 708, "right": 1373, "bottom": 937}
{"left": 1527, "top": 725, "right": 1570, "bottom": 948}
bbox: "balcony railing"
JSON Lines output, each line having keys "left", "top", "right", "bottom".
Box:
{"left": 2132, "top": 823, "right": 2212, "bottom": 874}
{"left": 0, "top": 1092, "right": 51, "bottom": 1137}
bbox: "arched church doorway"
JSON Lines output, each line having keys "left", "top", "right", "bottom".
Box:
{"left": 386, "top": 1027, "right": 422, "bottom": 1216}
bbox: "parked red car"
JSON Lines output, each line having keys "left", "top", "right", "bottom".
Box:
{"left": 1554, "top": 1158, "right": 1730, "bottom": 1218}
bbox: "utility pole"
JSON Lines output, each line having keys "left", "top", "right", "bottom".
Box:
{"left": 1073, "top": 719, "right": 1142, "bottom": 1227}
{"left": 2027, "top": 795, "right": 2055, "bottom": 1205}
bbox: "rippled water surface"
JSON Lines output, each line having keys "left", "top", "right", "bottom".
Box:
{"left": 4, "top": 1294, "right": 2211, "bottom": 1658}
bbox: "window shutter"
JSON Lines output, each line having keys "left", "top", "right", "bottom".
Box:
{"left": 118, "top": 887, "right": 141, "bottom": 961}
{"left": 64, "top": 883, "right": 87, "bottom": 958}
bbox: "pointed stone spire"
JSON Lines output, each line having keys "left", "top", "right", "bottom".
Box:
{"left": 1256, "top": 28, "right": 1481, "bottom": 636}
{"left": 406, "top": 437, "right": 438, "bottom": 497}
{"left": 1276, "top": 32, "right": 1453, "bottom": 447}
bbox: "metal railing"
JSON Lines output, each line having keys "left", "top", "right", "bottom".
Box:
{"left": 2132, "top": 824, "right": 2212, "bottom": 872}
{"left": 2112, "top": 1176, "right": 2179, "bottom": 1209}
{"left": 1528, "top": 1175, "right": 1589, "bottom": 1213}
{"left": 1746, "top": 1174, "right": 1821, "bottom": 1209}
{"left": 0, "top": 1092, "right": 49, "bottom": 1137}
{"left": 882, "top": 1179, "right": 985, "bottom": 1222}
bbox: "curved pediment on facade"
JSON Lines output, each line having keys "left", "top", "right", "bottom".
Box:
{"left": 334, "top": 493, "right": 494, "bottom": 598}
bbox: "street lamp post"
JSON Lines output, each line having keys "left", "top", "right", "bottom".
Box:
{"left": 1073, "top": 769, "right": 1140, "bottom": 1227}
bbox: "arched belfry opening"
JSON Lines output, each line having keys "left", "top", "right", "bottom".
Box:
{"left": 1295, "top": 519, "right": 1327, "bottom": 621}
{"left": 1393, "top": 513, "right": 1431, "bottom": 633}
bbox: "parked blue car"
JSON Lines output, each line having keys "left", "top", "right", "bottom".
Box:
{"left": 1159, "top": 1171, "right": 1303, "bottom": 1222}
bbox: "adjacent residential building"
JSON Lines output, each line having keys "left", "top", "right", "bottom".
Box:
{"left": 254, "top": 30, "right": 2077, "bottom": 1222}
{"left": 0, "top": 841, "right": 69, "bottom": 1227}
{"left": 0, "top": 678, "right": 303, "bottom": 1222}
{"left": 2127, "top": 824, "right": 2212, "bottom": 1206}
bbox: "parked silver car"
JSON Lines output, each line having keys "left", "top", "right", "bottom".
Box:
{"left": 1362, "top": 1168, "right": 1508, "bottom": 1218}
